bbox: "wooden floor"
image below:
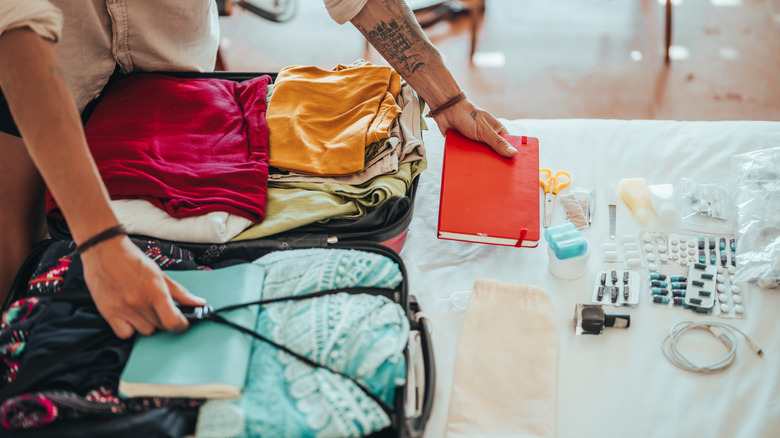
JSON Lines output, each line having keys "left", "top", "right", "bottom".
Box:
{"left": 218, "top": 0, "right": 780, "bottom": 121}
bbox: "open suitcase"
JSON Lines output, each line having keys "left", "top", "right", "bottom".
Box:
{"left": 0, "top": 70, "right": 434, "bottom": 437}
{"left": 0, "top": 238, "right": 435, "bottom": 438}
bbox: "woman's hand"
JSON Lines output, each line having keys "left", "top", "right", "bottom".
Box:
{"left": 81, "top": 235, "right": 206, "bottom": 339}
{"left": 431, "top": 98, "right": 518, "bottom": 158}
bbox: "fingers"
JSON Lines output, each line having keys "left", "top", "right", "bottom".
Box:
{"left": 168, "top": 277, "right": 207, "bottom": 306}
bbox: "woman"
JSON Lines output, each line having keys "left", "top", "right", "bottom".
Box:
{"left": 0, "top": 0, "right": 516, "bottom": 339}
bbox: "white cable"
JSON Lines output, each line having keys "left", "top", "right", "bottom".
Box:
{"left": 661, "top": 320, "right": 764, "bottom": 373}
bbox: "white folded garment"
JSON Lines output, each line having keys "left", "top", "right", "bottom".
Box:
{"left": 111, "top": 199, "right": 253, "bottom": 243}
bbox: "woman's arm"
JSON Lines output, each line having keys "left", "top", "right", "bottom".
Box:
{"left": 0, "top": 27, "right": 204, "bottom": 339}
{"left": 350, "top": 0, "right": 517, "bottom": 157}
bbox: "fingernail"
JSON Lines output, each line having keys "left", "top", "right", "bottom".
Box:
{"left": 506, "top": 146, "right": 518, "bottom": 154}
{"left": 192, "top": 295, "right": 207, "bottom": 304}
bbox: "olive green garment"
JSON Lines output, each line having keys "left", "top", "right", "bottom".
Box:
{"left": 231, "top": 159, "right": 426, "bottom": 241}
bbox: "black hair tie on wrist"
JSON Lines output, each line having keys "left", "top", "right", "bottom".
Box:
{"left": 75, "top": 224, "right": 128, "bottom": 255}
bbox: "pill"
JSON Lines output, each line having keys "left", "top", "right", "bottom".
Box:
{"left": 688, "top": 240, "right": 696, "bottom": 248}
{"left": 671, "top": 282, "right": 687, "bottom": 289}
{"left": 695, "top": 263, "right": 707, "bottom": 270}
{"left": 690, "top": 298, "right": 702, "bottom": 304}
{"left": 731, "top": 285, "right": 741, "bottom": 294}
{"left": 698, "top": 252, "right": 706, "bottom": 264}
{"left": 643, "top": 233, "right": 653, "bottom": 243}
{"left": 709, "top": 237, "right": 716, "bottom": 250}
{"left": 658, "top": 244, "right": 668, "bottom": 253}
{"left": 699, "top": 290, "right": 712, "bottom": 297}
{"left": 733, "top": 295, "right": 743, "bottom": 304}
{"left": 717, "top": 274, "right": 726, "bottom": 283}
{"left": 717, "top": 265, "right": 724, "bottom": 274}
{"left": 625, "top": 251, "right": 640, "bottom": 260}
{"left": 680, "top": 236, "right": 687, "bottom": 244}
{"left": 597, "top": 285, "right": 605, "bottom": 300}
{"left": 623, "top": 235, "right": 637, "bottom": 243}
{"left": 671, "top": 275, "right": 687, "bottom": 282}
{"left": 694, "top": 306, "right": 709, "bottom": 314}
{"left": 611, "top": 287, "right": 618, "bottom": 303}
{"left": 648, "top": 263, "right": 659, "bottom": 272}
{"left": 626, "top": 258, "right": 642, "bottom": 268}
{"left": 623, "top": 286, "right": 630, "bottom": 300}
{"left": 671, "top": 238, "right": 679, "bottom": 245}
{"left": 671, "top": 246, "right": 679, "bottom": 253}
{"left": 611, "top": 269, "right": 618, "bottom": 284}
{"left": 717, "top": 284, "right": 726, "bottom": 293}
{"left": 671, "top": 253, "right": 679, "bottom": 261}
{"left": 602, "top": 243, "right": 617, "bottom": 252}
{"left": 718, "top": 294, "right": 728, "bottom": 302}
{"left": 650, "top": 273, "right": 666, "bottom": 280}
{"left": 720, "top": 253, "right": 728, "bottom": 266}
{"left": 660, "top": 254, "right": 669, "bottom": 262}
{"left": 652, "top": 288, "right": 669, "bottom": 295}
{"left": 720, "top": 303, "right": 730, "bottom": 313}
{"left": 624, "top": 271, "right": 631, "bottom": 283}
{"left": 688, "top": 248, "right": 697, "bottom": 256}
{"left": 672, "top": 290, "right": 686, "bottom": 297}
{"left": 653, "top": 296, "right": 670, "bottom": 304}
{"left": 698, "top": 237, "right": 705, "bottom": 250}
{"left": 699, "top": 199, "right": 710, "bottom": 213}
{"left": 674, "top": 297, "right": 684, "bottom": 305}
{"left": 710, "top": 250, "right": 717, "bottom": 265}
{"left": 719, "top": 238, "right": 726, "bottom": 251}
{"left": 692, "top": 280, "right": 705, "bottom": 287}
{"left": 701, "top": 273, "right": 714, "bottom": 280}
{"left": 730, "top": 238, "right": 736, "bottom": 251}
{"left": 603, "top": 251, "right": 619, "bottom": 261}
{"left": 651, "top": 280, "right": 668, "bottom": 288}
{"left": 728, "top": 266, "right": 736, "bottom": 274}
{"left": 647, "top": 253, "right": 657, "bottom": 262}
{"left": 644, "top": 243, "right": 655, "bottom": 252}
{"left": 624, "top": 243, "right": 638, "bottom": 251}
{"left": 680, "top": 258, "right": 689, "bottom": 266}
{"left": 734, "top": 305, "right": 745, "bottom": 314}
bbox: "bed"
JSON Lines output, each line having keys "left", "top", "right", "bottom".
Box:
{"left": 400, "top": 119, "right": 780, "bottom": 438}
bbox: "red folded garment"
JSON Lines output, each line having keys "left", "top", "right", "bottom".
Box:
{"left": 46, "top": 73, "right": 272, "bottom": 222}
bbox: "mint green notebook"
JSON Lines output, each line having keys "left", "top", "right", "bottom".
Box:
{"left": 118, "top": 264, "right": 265, "bottom": 399}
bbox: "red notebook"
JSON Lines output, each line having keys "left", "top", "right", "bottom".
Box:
{"left": 437, "top": 129, "right": 540, "bottom": 247}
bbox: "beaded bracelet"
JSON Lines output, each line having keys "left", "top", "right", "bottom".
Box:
{"left": 75, "top": 224, "right": 128, "bottom": 255}
{"left": 425, "top": 90, "right": 466, "bottom": 118}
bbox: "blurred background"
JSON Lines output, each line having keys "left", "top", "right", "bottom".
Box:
{"left": 217, "top": 0, "right": 780, "bottom": 121}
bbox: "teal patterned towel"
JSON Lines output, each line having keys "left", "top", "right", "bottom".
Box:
{"left": 196, "top": 249, "right": 409, "bottom": 438}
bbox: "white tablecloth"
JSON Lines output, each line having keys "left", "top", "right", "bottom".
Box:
{"left": 400, "top": 119, "right": 780, "bottom": 438}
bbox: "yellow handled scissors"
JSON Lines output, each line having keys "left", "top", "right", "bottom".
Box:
{"left": 539, "top": 168, "right": 571, "bottom": 228}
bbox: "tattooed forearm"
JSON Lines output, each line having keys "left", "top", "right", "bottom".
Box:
{"left": 352, "top": 0, "right": 439, "bottom": 78}
{"left": 470, "top": 110, "right": 478, "bottom": 120}
{"left": 363, "top": 20, "right": 425, "bottom": 76}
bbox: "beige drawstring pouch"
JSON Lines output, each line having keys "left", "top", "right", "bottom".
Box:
{"left": 446, "top": 278, "right": 557, "bottom": 438}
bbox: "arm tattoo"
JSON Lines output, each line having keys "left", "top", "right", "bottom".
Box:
{"left": 354, "top": 2, "right": 430, "bottom": 77}
{"left": 470, "top": 110, "right": 478, "bottom": 120}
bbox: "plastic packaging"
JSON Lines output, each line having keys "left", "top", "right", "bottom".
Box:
{"left": 618, "top": 178, "right": 650, "bottom": 224}
{"left": 679, "top": 178, "right": 733, "bottom": 234}
{"left": 731, "top": 147, "right": 780, "bottom": 289}
{"left": 647, "top": 183, "right": 678, "bottom": 225}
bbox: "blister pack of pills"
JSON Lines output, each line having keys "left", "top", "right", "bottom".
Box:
{"left": 639, "top": 231, "right": 669, "bottom": 273}
{"left": 592, "top": 268, "right": 640, "bottom": 307}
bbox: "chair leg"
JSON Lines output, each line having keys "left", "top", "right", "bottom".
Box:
{"left": 664, "top": 0, "right": 672, "bottom": 64}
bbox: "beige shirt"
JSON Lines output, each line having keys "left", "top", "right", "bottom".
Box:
{"left": 0, "top": 0, "right": 368, "bottom": 111}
